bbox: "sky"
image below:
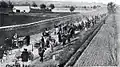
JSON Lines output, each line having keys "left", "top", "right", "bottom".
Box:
{"left": 50, "top": 0, "right": 119, "bottom": 5}
{"left": 1, "top": 0, "right": 120, "bottom": 5}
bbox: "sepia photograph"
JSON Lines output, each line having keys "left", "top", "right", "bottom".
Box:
{"left": 0, "top": 0, "right": 119, "bottom": 67}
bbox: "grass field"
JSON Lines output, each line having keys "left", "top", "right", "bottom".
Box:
{"left": 0, "top": 12, "right": 77, "bottom": 26}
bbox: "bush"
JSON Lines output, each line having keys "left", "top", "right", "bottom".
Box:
{"left": 32, "top": 2, "right": 37, "bottom": 7}
{"left": 70, "top": 6, "right": 75, "bottom": 12}
{"left": 40, "top": 4, "right": 46, "bottom": 9}
{"left": 49, "top": 4, "right": 55, "bottom": 9}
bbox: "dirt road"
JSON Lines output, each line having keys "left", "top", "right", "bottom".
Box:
{"left": 74, "top": 7, "right": 119, "bottom": 67}
{"left": 116, "top": 7, "right": 120, "bottom": 67}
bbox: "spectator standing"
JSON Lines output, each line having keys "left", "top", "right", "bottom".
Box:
{"left": 38, "top": 47, "right": 45, "bottom": 62}
{"left": 21, "top": 48, "right": 29, "bottom": 67}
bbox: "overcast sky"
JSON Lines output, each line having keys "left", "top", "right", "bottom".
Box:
{"left": 1, "top": 0, "right": 120, "bottom": 5}
{"left": 51, "top": 0, "right": 118, "bottom": 4}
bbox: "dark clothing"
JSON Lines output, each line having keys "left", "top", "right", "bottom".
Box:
{"left": 0, "top": 48, "right": 4, "bottom": 59}
{"left": 38, "top": 48, "right": 45, "bottom": 62}
{"left": 67, "top": 34, "right": 71, "bottom": 43}
{"left": 59, "top": 27, "right": 62, "bottom": 33}
{"left": 88, "top": 22, "right": 90, "bottom": 28}
{"left": 68, "top": 27, "right": 75, "bottom": 38}
{"left": 45, "top": 31, "right": 50, "bottom": 36}
{"left": 42, "top": 32, "right": 45, "bottom": 36}
{"left": 85, "top": 22, "right": 89, "bottom": 28}
{"left": 63, "top": 25, "right": 67, "bottom": 32}
{"left": 62, "top": 34, "right": 67, "bottom": 46}
{"left": 78, "top": 24, "right": 82, "bottom": 30}
{"left": 92, "top": 20, "right": 95, "bottom": 26}
{"left": 41, "top": 37, "right": 44, "bottom": 43}
{"left": 24, "top": 36, "right": 30, "bottom": 46}
{"left": 41, "top": 37, "right": 45, "bottom": 48}
{"left": 57, "top": 32, "right": 62, "bottom": 42}
{"left": 46, "top": 39, "right": 50, "bottom": 48}
{"left": 2, "top": 45, "right": 8, "bottom": 52}
{"left": 21, "top": 51, "right": 29, "bottom": 62}
{"left": 54, "top": 24, "right": 58, "bottom": 28}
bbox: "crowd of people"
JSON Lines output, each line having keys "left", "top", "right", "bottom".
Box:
{"left": 0, "top": 14, "right": 106, "bottom": 67}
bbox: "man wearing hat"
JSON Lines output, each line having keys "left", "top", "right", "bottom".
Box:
{"left": 21, "top": 48, "right": 29, "bottom": 67}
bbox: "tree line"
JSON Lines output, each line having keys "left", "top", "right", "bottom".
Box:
{"left": 0, "top": 1, "right": 76, "bottom": 12}
{"left": 64, "top": 5, "right": 101, "bottom": 9}
{"left": 0, "top": 1, "right": 14, "bottom": 9}
{"left": 107, "top": 2, "right": 116, "bottom": 14}
{"left": 32, "top": 2, "right": 55, "bottom": 10}
{"left": 32, "top": 2, "right": 76, "bottom": 12}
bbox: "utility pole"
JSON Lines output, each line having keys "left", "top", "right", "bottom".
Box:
{"left": 0, "top": 14, "right": 1, "bottom": 26}
{"left": 0, "top": 10, "right": 4, "bottom": 27}
{"left": 0, "top": 0, "right": 5, "bottom": 27}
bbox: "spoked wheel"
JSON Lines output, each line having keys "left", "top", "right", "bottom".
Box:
{"left": 6, "top": 64, "right": 11, "bottom": 67}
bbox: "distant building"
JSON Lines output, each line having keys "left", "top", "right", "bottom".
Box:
{"left": 13, "top": 6, "right": 52, "bottom": 13}
{"left": 29, "top": 6, "right": 51, "bottom": 13}
{"left": 13, "top": 6, "right": 30, "bottom": 13}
